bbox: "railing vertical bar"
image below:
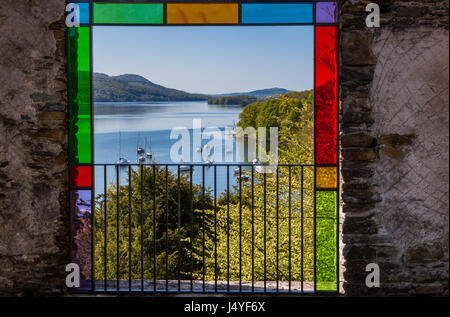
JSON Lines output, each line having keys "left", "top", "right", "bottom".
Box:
{"left": 153, "top": 165, "right": 156, "bottom": 293}
{"left": 239, "top": 165, "right": 242, "bottom": 292}
{"left": 140, "top": 165, "right": 144, "bottom": 292}
{"left": 276, "top": 166, "right": 279, "bottom": 293}
{"left": 288, "top": 166, "right": 292, "bottom": 293}
{"left": 202, "top": 165, "right": 206, "bottom": 292}
{"left": 227, "top": 165, "right": 230, "bottom": 292}
{"left": 190, "top": 165, "right": 193, "bottom": 292}
{"left": 263, "top": 172, "right": 267, "bottom": 293}
{"left": 301, "top": 166, "right": 304, "bottom": 293}
{"left": 177, "top": 165, "right": 181, "bottom": 292}
{"left": 104, "top": 165, "right": 107, "bottom": 292}
{"left": 116, "top": 165, "right": 120, "bottom": 293}
{"left": 251, "top": 166, "right": 255, "bottom": 293}
{"left": 128, "top": 165, "right": 132, "bottom": 292}
{"left": 165, "top": 165, "right": 169, "bottom": 293}
{"left": 214, "top": 165, "right": 218, "bottom": 292}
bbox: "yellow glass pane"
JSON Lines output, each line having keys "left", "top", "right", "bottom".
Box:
{"left": 317, "top": 167, "right": 337, "bottom": 188}
{"left": 167, "top": 3, "right": 238, "bottom": 24}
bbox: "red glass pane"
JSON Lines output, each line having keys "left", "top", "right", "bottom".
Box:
{"left": 315, "top": 26, "right": 338, "bottom": 165}
{"left": 70, "top": 165, "right": 92, "bottom": 188}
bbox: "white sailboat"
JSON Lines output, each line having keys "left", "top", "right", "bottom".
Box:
{"left": 145, "top": 137, "right": 153, "bottom": 159}
{"left": 137, "top": 132, "right": 144, "bottom": 154}
{"left": 116, "top": 131, "right": 130, "bottom": 165}
{"left": 180, "top": 162, "right": 192, "bottom": 172}
{"left": 253, "top": 159, "right": 264, "bottom": 173}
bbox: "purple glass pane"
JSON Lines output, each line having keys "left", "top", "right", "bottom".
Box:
{"left": 70, "top": 190, "right": 92, "bottom": 289}
{"left": 316, "top": 2, "right": 337, "bottom": 23}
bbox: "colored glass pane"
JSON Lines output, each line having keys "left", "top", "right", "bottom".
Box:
{"left": 241, "top": 3, "right": 313, "bottom": 24}
{"left": 167, "top": 3, "right": 238, "bottom": 24}
{"left": 316, "top": 166, "right": 337, "bottom": 188}
{"left": 316, "top": 190, "right": 337, "bottom": 291}
{"left": 70, "top": 190, "right": 92, "bottom": 290}
{"left": 93, "top": 3, "right": 163, "bottom": 24}
{"left": 76, "top": 2, "right": 90, "bottom": 24}
{"left": 68, "top": 27, "right": 91, "bottom": 164}
{"left": 70, "top": 166, "right": 92, "bottom": 188}
{"left": 316, "top": 2, "right": 338, "bottom": 24}
{"left": 315, "top": 26, "right": 337, "bottom": 165}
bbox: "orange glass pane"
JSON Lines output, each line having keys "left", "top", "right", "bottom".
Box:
{"left": 317, "top": 167, "right": 337, "bottom": 188}
{"left": 167, "top": 3, "right": 238, "bottom": 24}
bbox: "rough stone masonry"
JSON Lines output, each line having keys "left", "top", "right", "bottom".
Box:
{"left": 340, "top": 0, "right": 449, "bottom": 295}
{"left": 0, "top": 0, "right": 448, "bottom": 296}
{"left": 0, "top": 0, "right": 68, "bottom": 295}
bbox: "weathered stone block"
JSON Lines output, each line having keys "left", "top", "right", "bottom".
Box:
{"left": 342, "top": 148, "right": 376, "bottom": 161}
{"left": 342, "top": 133, "right": 376, "bottom": 147}
{"left": 341, "top": 31, "right": 377, "bottom": 66}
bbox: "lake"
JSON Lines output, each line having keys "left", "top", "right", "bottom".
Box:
{"left": 94, "top": 101, "right": 248, "bottom": 196}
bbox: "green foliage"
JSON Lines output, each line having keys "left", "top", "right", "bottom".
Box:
{"left": 207, "top": 95, "right": 258, "bottom": 107}
{"left": 93, "top": 166, "right": 215, "bottom": 280}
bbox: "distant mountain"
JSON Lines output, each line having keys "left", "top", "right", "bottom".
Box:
{"left": 211, "top": 88, "right": 292, "bottom": 98}
{"left": 94, "top": 73, "right": 292, "bottom": 102}
{"left": 93, "top": 73, "right": 208, "bottom": 102}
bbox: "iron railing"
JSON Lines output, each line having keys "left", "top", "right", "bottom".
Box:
{"left": 80, "top": 163, "right": 321, "bottom": 293}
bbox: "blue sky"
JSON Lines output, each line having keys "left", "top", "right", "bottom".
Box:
{"left": 93, "top": 26, "right": 313, "bottom": 95}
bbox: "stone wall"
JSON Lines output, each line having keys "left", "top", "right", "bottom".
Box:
{"left": 0, "top": 0, "right": 68, "bottom": 295}
{"left": 340, "top": 0, "right": 449, "bottom": 296}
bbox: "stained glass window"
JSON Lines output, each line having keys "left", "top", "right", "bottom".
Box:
{"left": 315, "top": 26, "right": 338, "bottom": 165}
{"left": 67, "top": 1, "right": 339, "bottom": 293}
{"left": 167, "top": 3, "right": 238, "bottom": 24}
{"left": 93, "top": 3, "right": 163, "bottom": 24}
{"left": 70, "top": 190, "right": 92, "bottom": 290}
{"left": 316, "top": 2, "right": 338, "bottom": 24}
{"left": 68, "top": 26, "right": 91, "bottom": 164}
{"left": 317, "top": 166, "right": 338, "bottom": 189}
{"left": 241, "top": 3, "right": 313, "bottom": 24}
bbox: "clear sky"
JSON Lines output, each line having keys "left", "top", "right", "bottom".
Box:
{"left": 93, "top": 26, "right": 313, "bottom": 95}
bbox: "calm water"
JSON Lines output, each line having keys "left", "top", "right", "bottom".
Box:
{"left": 94, "top": 101, "right": 247, "bottom": 195}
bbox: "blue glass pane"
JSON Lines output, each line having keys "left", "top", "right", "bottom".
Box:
{"left": 241, "top": 3, "right": 313, "bottom": 24}
{"left": 77, "top": 2, "right": 90, "bottom": 24}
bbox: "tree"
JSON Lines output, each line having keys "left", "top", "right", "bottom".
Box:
{"left": 93, "top": 166, "right": 215, "bottom": 281}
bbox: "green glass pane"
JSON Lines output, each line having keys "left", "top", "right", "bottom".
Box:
{"left": 68, "top": 27, "right": 91, "bottom": 164}
{"left": 93, "top": 3, "right": 163, "bottom": 24}
{"left": 316, "top": 190, "right": 337, "bottom": 291}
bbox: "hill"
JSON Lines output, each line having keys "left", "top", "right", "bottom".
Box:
{"left": 212, "top": 87, "right": 291, "bottom": 98}
{"left": 93, "top": 73, "right": 208, "bottom": 102}
{"left": 94, "top": 72, "right": 293, "bottom": 103}
{"left": 207, "top": 95, "right": 258, "bottom": 107}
